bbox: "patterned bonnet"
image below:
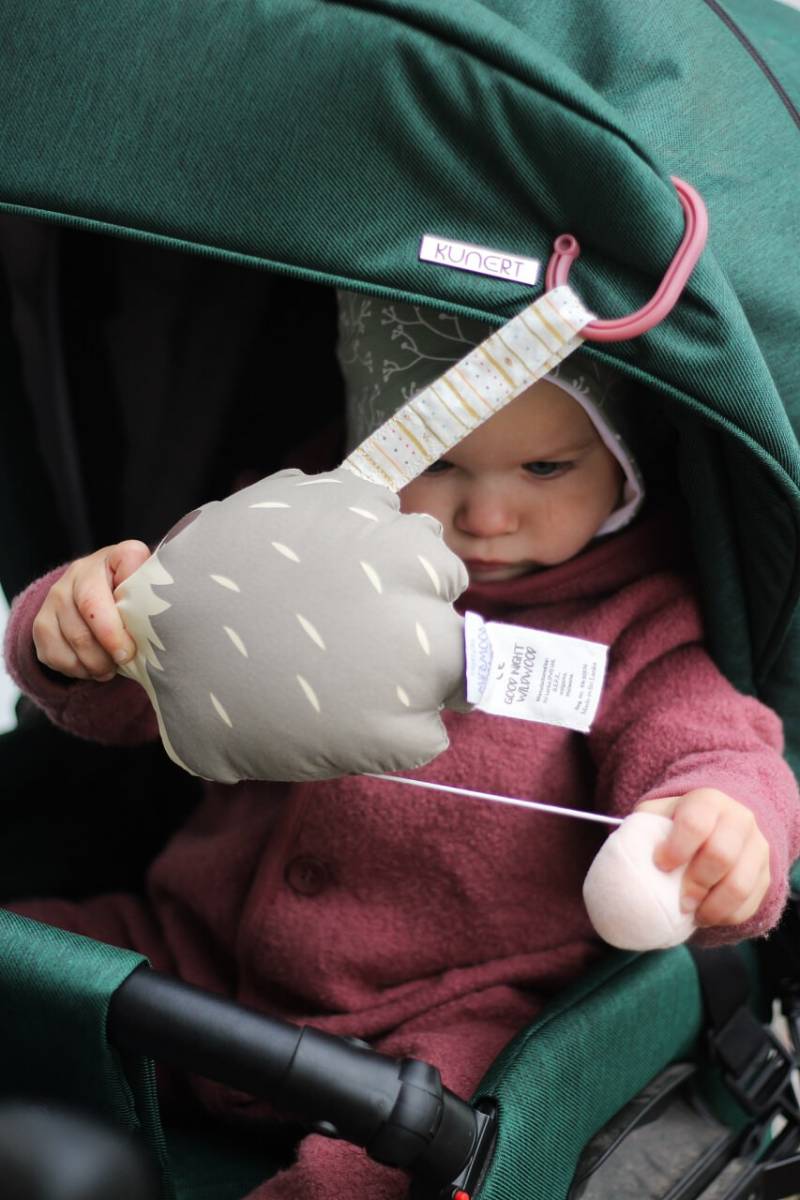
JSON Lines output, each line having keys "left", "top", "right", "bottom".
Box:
{"left": 336, "top": 289, "right": 644, "bottom": 536}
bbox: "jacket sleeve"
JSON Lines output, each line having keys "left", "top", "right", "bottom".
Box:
{"left": 3, "top": 567, "right": 159, "bottom": 746}
{"left": 587, "top": 572, "right": 800, "bottom": 947}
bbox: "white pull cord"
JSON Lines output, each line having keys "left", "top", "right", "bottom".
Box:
{"left": 366, "top": 774, "right": 623, "bottom": 827}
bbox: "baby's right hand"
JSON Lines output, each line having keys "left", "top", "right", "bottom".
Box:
{"left": 32, "top": 541, "right": 151, "bottom": 681}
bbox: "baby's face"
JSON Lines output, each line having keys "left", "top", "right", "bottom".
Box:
{"left": 399, "top": 380, "right": 623, "bottom": 583}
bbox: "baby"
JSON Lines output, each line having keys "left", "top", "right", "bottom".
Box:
{"left": 5, "top": 293, "right": 799, "bottom": 1200}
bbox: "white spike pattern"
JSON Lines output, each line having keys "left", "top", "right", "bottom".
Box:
{"left": 223, "top": 626, "right": 248, "bottom": 657}
{"left": 296, "top": 478, "right": 343, "bottom": 486}
{"left": 209, "top": 692, "right": 233, "bottom": 727}
{"left": 114, "top": 556, "right": 192, "bottom": 775}
{"left": 396, "top": 686, "right": 411, "bottom": 707}
{"left": 361, "top": 562, "right": 383, "bottom": 594}
{"left": 296, "top": 675, "right": 321, "bottom": 712}
{"left": 296, "top": 614, "right": 326, "bottom": 650}
{"left": 416, "top": 622, "right": 431, "bottom": 655}
{"left": 348, "top": 507, "right": 379, "bottom": 521}
{"left": 272, "top": 542, "right": 300, "bottom": 563}
{"left": 417, "top": 556, "right": 441, "bottom": 595}
{"left": 210, "top": 574, "right": 240, "bottom": 592}
{"left": 115, "top": 553, "right": 173, "bottom": 671}
{"left": 250, "top": 501, "right": 290, "bottom": 509}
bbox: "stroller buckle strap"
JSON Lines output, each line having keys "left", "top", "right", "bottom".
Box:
{"left": 711, "top": 1009, "right": 795, "bottom": 1118}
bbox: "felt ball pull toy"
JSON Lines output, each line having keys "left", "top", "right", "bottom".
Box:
{"left": 582, "top": 813, "right": 695, "bottom": 950}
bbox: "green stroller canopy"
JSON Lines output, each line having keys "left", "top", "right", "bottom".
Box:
{"left": 2, "top": 0, "right": 800, "bottom": 760}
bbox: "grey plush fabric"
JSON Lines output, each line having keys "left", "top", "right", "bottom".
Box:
{"left": 116, "top": 467, "right": 470, "bottom": 782}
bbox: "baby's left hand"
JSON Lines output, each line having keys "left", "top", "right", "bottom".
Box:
{"left": 636, "top": 789, "right": 770, "bottom": 928}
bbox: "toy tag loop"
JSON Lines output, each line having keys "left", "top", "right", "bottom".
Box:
{"left": 342, "top": 285, "right": 593, "bottom": 492}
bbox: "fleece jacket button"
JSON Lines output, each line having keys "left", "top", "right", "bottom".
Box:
{"left": 285, "top": 856, "right": 330, "bottom": 896}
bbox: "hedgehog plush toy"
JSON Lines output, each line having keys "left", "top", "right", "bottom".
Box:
{"left": 116, "top": 464, "right": 470, "bottom": 783}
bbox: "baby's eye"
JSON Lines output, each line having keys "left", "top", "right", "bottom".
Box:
{"left": 523, "top": 461, "right": 572, "bottom": 478}
{"left": 423, "top": 460, "right": 453, "bottom": 475}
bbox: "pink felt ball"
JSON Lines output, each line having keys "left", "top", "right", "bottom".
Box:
{"left": 583, "top": 812, "right": 696, "bottom": 951}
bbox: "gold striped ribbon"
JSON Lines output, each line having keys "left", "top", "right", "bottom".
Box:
{"left": 343, "top": 285, "right": 593, "bottom": 492}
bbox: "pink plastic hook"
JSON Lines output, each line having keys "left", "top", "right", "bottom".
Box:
{"left": 544, "top": 177, "right": 708, "bottom": 342}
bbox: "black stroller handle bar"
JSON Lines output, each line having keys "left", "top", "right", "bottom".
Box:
{"left": 108, "top": 967, "right": 495, "bottom": 1194}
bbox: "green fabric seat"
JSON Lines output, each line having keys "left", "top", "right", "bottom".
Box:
{"left": 473, "top": 942, "right": 771, "bottom": 1200}
{"left": 0, "top": 912, "right": 172, "bottom": 1192}
{"left": 0, "top": 910, "right": 288, "bottom": 1200}
{"left": 0, "top": 910, "right": 772, "bottom": 1199}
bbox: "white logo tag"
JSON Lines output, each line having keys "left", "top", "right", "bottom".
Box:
{"left": 464, "top": 612, "right": 608, "bottom": 734}
{"left": 419, "top": 235, "right": 540, "bottom": 287}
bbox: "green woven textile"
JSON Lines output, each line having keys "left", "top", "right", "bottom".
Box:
{"left": 0, "top": 911, "right": 288, "bottom": 1198}
{"left": 473, "top": 947, "right": 704, "bottom": 1200}
{"left": 0, "top": 910, "right": 174, "bottom": 1196}
{"left": 473, "top": 941, "right": 771, "bottom": 1200}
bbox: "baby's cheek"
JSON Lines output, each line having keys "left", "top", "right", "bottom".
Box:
{"left": 400, "top": 488, "right": 454, "bottom": 550}
{"left": 399, "top": 479, "right": 437, "bottom": 517}
{"left": 539, "top": 510, "right": 603, "bottom": 566}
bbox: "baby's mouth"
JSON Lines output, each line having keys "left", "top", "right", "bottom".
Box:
{"left": 463, "top": 559, "right": 535, "bottom": 582}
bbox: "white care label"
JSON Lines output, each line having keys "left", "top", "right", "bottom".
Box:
{"left": 464, "top": 611, "right": 608, "bottom": 734}
{"left": 419, "top": 235, "right": 540, "bottom": 287}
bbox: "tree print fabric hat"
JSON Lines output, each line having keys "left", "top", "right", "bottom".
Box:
{"left": 337, "top": 289, "right": 644, "bottom": 535}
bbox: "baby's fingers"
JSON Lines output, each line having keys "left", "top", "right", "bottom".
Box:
{"left": 32, "top": 604, "right": 93, "bottom": 680}
{"left": 72, "top": 571, "right": 137, "bottom": 669}
{"left": 52, "top": 603, "right": 118, "bottom": 680}
{"left": 646, "top": 790, "right": 719, "bottom": 872}
{"left": 108, "top": 539, "right": 151, "bottom": 589}
{"left": 678, "top": 813, "right": 756, "bottom": 914}
{"left": 638, "top": 790, "right": 771, "bottom": 930}
{"left": 695, "top": 834, "right": 771, "bottom": 927}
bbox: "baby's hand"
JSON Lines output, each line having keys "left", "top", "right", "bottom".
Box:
{"left": 32, "top": 541, "right": 150, "bottom": 681}
{"left": 636, "top": 789, "right": 770, "bottom": 928}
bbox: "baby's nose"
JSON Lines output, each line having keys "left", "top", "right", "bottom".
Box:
{"left": 455, "top": 488, "right": 519, "bottom": 537}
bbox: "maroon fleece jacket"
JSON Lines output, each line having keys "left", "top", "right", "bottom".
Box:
{"left": 4, "top": 511, "right": 800, "bottom": 1111}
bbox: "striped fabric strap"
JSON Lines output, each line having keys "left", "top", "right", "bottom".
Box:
{"left": 342, "top": 285, "right": 594, "bottom": 492}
